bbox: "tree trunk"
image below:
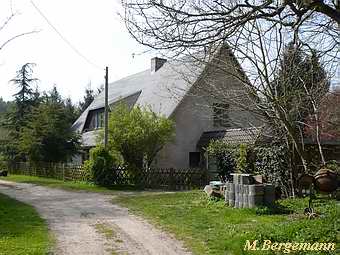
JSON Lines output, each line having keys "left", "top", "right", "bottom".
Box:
{"left": 275, "top": 105, "right": 309, "bottom": 173}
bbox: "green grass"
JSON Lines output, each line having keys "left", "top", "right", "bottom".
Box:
{"left": 0, "top": 193, "right": 52, "bottom": 255}
{"left": 115, "top": 191, "right": 339, "bottom": 255}
{"left": 0, "top": 174, "right": 136, "bottom": 193}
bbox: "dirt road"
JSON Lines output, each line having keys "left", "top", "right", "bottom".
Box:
{"left": 0, "top": 180, "right": 191, "bottom": 255}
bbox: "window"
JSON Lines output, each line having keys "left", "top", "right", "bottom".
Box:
{"left": 83, "top": 108, "right": 105, "bottom": 131}
{"left": 213, "top": 103, "right": 230, "bottom": 127}
{"left": 189, "top": 152, "right": 200, "bottom": 168}
{"left": 97, "top": 111, "right": 104, "bottom": 128}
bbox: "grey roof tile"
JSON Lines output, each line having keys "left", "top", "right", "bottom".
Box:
{"left": 197, "top": 127, "right": 261, "bottom": 149}
{"left": 72, "top": 58, "right": 203, "bottom": 134}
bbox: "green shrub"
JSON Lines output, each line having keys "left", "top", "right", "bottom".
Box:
{"left": 255, "top": 144, "right": 292, "bottom": 197}
{"left": 236, "top": 143, "right": 248, "bottom": 173}
{"left": 207, "top": 141, "right": 256, "bottom": 180}
{"left": 207, "top": 140, "right": 237, "bottom": 181}
{"left": 0, "top": 154, "right": 7, "bottom": 170}
{"left": 83, "top": 145, "right": 123, "bottom": 186}
{"left": 326, "top": 160, "right": 340, "bottom": 175}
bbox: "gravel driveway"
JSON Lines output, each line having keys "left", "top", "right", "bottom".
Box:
{"left": 0, "top": 180, "right": 191, "bottom": 255}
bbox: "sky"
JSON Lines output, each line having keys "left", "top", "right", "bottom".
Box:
{"left": 1, "top": 1, "right": 339, "bottom": 104}
{"left": 0, "top": 0, "right": 154, "bottom": 103}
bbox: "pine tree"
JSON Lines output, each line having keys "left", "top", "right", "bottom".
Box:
{"left": 19, "top": 87, "right": 80, "bottom": 162}
{"left": 275, "top": 43, "right": 329, "bottom": 121}
{"left": 64, "top": 97, "right": 80, "bottom": 124}
{"left": 79, "top": 86, "right": 95, "bottom": 113}
{"left": 10, "top": 63, "right": 38, "bottom": 126}
{"left": 274, "top": 43, "right": 330, "bottom": 168}
{"left": 1, "top": 63, "right": 40, "bottom": 161}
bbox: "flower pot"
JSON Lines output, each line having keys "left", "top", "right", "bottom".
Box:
{"left": 314, "top": 168, "right": 338, "bottom": 193}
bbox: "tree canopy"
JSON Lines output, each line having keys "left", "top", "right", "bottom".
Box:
{"left": 19, "top": 95, "right": 79, "bottom": 162}
{"left": 0, "top": 65, "right": 80, "bottom": 163}
{"left": 106, "top": 104, "right": 175, "bottom": 171}
{"left": 78, "top": 87, "right": 95, "bottom": 114}
{"left": 122, "top": 0, "right": 338, "bottom": 172}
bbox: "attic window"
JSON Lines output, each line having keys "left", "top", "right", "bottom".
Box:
{"left": 151, "top": 57, "right": 167, "bottom": 72}
{"left": 213, "top": 103, "right": 230, "bottom": 127}
{"left": 83, "top": 108, "right": 104, "bottom": 132}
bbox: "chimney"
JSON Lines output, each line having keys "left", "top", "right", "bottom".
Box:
{"left": 151, "top": 57, "right": 167, "bottom": 73}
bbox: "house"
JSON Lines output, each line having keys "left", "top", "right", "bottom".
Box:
{"left": 71, "top": 45, "right": 261, "bottom": 169}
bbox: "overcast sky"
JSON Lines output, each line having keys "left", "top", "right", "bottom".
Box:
{"left": 0, "top": 0, "right": 154, "bottom": 103}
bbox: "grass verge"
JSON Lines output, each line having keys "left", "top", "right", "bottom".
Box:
{"left": 0, "top": 174, "right": 136, "bottom": 193}
{"left": 0, "top": 193, "right": 52, "bottom": 255}
{"left": 115, "top": 191, "right": 339, "bottom": 255}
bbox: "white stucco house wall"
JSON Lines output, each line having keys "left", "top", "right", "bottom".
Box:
{"left": 71, "top": 44, "right": 261, "bottom": 168}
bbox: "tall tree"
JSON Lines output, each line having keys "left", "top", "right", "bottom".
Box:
{"left": 79, "top": 86, "right": 95, "bottom": 113}
{"left": 1, "top": 64, "right": 39, "bottom": 161}
{"left": 272, "top": 43, "right": 330, "bottom": 169}
{"left": 122, "top": 0, "right": 338, "bottom": 172}
{"left": 0, "top": 9, "right": 38, "bottom": 53}
{"left": 46, "top": 85, "right": 63, "bottom": 105}
{"left": 10, "top": 63, "right": 38, "bottom": 128}
{"left": 19, "top": 89, "right": 80, "bottom": 162}
{"left": 0, "top": 98, "right": 13, "bottom": 116}
{"left": 305, "top": 89, "right": 340, "bottom": 142}
{"left": 64, "top": 97, "right": 80, "bottom": 124}
{"left": 123, "top": 1, "right": 339, "bottom": 60}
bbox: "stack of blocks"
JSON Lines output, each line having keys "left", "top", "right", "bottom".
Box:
{"left": 225, "top": 173, "right": 275, "bottom": 208}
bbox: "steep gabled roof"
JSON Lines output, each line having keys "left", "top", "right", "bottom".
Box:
{"left": 72, "top": 57, "right": 204, "bottom": 133}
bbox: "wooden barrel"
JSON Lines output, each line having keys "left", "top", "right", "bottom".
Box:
{"left": 314, "top": 169, "right": 338, "bottom": 193}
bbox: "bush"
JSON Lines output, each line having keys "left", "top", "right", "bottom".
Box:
{"left": 325, "top": 160, "right": 340, "bottom": 175}
{"left": 207, "top": 141, "right": 256, "bottom": 180}
{"left": 106, "top": 104, "right": 174, "bottom": 172}
{"left": 207, "top": 140, "right": 236, "bottom": 181}
{"left": 0, "top": 154, "right": 7, "bottom": 170}
{"left": 236, "top": 143, "right": 248, "bottom": 173}
{"left": 83, "top": 145, "right": 123, "bottom": 186}
{"left": 255, "top": 144, "right": 292, "bottom": 197}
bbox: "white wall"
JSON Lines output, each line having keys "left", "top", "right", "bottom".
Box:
{"left": 153, "top": 47, "right": 261, "bottom": 168}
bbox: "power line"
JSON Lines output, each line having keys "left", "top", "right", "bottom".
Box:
{"left": 30, "top": 0, "right": 103, "bottom": 71}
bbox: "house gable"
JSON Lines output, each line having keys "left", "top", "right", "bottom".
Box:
{"left": 153, "top": 46, "right": 261, "bottom": 168}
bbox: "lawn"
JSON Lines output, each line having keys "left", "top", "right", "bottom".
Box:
{"left": 115, "top": 191, "right": 339, "bottom": 255}
{"left": 1, "top": 175, "right": 338, "bottom": 254}
{"left": 0, "top": 174, "right": 135, "bottom": 193}
{"left": 0, "top": 193, "right": 52, "bottom": 255}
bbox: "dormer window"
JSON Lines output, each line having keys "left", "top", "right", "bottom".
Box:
{"left": 213, "top": 103, "right": 230, "bottom": 127}
{"left": 83, "top": 108, "right": 104, "bottom": 132}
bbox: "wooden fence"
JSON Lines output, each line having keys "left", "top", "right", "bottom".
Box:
{"left": 5, "top": 162, "right": 87, "bottom": 181}
{"left": 110, "top": 167, "right": 208, "bottom": 190}
{"left": 3, "top": 162, "right": 207, "bottom": 190}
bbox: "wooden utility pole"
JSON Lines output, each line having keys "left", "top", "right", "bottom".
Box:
{"left": 104, "top": 66, "right": 109, "bottom": 148}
